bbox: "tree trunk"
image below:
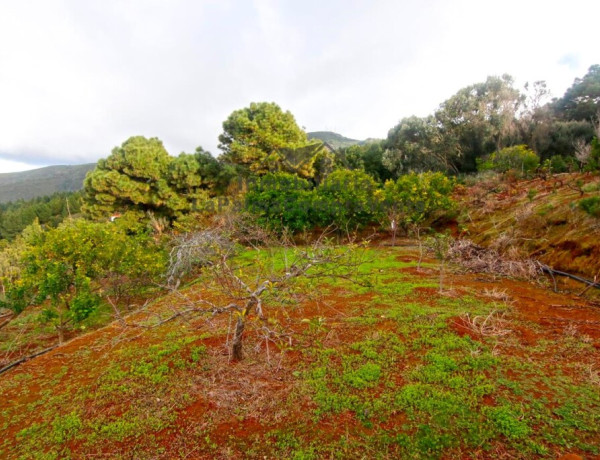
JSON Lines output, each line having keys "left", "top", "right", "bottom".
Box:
{"left": 416, "top": 227, "right": 423, "bottom": 270}
{"left": 57, "top": 326, "right": 65, "bottom": 345}
{"left": 231, "top": 315, "right": 245, "bottom": 361}
{"left": 0, "top": 313, "right": 15, "bottom": 331}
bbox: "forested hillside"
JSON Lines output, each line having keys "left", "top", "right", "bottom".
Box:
{"left": 0, "top": 164, "right": 94, "bottom": 203}
{"left": 307, "top": 131, "right": 365, "bottom": 149}
{"left": 0, "top": 191, "right": 82, "bottom": 240}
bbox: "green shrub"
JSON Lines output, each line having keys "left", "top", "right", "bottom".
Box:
{"left": 245, "top": 172, "right": 314, "bottom": 232}
{"left": 314, "top": 169, "right": 383, "bottom": 229}
{"left": 477, "top": 145, "right": 540, "bottom": 176}
{"left": 383, "top": 172, "right": 455, "bottom": 229}
{"left": 579, "top": 196, "right": 600, "bottom": 218}
{"left": 549, "top": 155, "right": 565, "bottom": 173}
{"left": 585, "top": 137, "right": 600, "bottom": 172}
{"left": 16, "top": 219, "right": 166, "bottom": 340}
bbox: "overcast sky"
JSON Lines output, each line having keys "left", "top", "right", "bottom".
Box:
{"left": 0, "top": 0, "right": 598, "bottom": 173}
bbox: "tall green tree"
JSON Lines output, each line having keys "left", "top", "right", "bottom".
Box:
{"left": 435, "top": 75, "right": 523, "bottom": 172}
{"left": 337, "top": 141, "right": 392, "bottom": 182}
{"left": 83, "top": 137, "right": 224, "bottom": 221}
{"left": 553, "top": 65, "right": 600, "bottom": 121}
{"left": 83, "top": 136, "right": 174, "bottom": 219}
{"left": 383, "top": 116, "right": 448, "bottom": 176}
{"left": 218, "top": 102, "right": 320, "bottom": 177}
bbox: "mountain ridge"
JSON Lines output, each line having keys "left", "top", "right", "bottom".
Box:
{"left": 0, "top": 164, "right": 95, "bottom": 203}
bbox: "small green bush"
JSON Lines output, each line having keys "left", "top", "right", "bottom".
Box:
{"left": 579, "top": 196, "right": 600, "bottom": 218}
{"left": 314, "top": 169, "right": 383, "bottom": 229}
{"left": 383, "top": 172, "right": 455, "bottom": 228}
{"left": 477, "top": 145, "right": 540, "bottom": 176}
{"left": 245, "top": 173, "right": 314, "bottom": 232}
{"left": 585, "top": 138, "right": 600, "bottom": 172}
{"left": 549, "top": 155, "right": 568, "bottom": 173}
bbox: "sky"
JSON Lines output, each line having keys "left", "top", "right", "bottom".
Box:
{"left": 0, "top": 0, "right": 598, "bottom": 173}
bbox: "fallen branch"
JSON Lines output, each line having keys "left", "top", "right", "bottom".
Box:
{"left": 539, "top": 264, "right": 600, "bottom": 291}
{"left": 0, "top": 345, "right": 59, "bottom": 376}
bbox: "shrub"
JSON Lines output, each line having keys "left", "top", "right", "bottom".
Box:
{"left": 245, "top": 173, "right": 314, "bottom": 232}
{"left": 16, "top": 219, "right": 167, "bottom": 342}
{"left": 548, "top": 155, "right": 566, "bottom": 173}
{"left": 314, "top": 169, "right": 383, "bottom": 229}
{"left": 477, "top": 145, "right": 540, "bottom": 176}
{"left": 579, "top": 196, "right": 600, "bottom": 218}
{"left": 586, "top": 138, "right": 600, "bottom": 172}
{"left": 383, "top": 172, "right": 455, "bottom": 229}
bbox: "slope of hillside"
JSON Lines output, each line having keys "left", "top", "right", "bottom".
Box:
{"left": 307, "top": 131, "right": 365, "bottom": 149}
{"left": 1, "top": 246, "right": 599, "bottom": 459}
{"left": 459, "top": 172, "right": 600, "bottom": 280}
{"left": 0, "top": 164, "right": 95, "bottom": 203}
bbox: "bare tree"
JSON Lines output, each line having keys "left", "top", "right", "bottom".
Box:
{"left": 426, "top": 232, "right": 452, "bottom": 293}
{"left": 151, "top": 225, "right": 368, "bottom": 361}
{"left": 573, "top": 139, "right": 591, "bottom": 169}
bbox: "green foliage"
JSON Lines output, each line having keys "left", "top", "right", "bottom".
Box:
{"left": 549, "top": 155, "right": 570, "bottom": 173}
{"left": 477, "top": 145, "right": 540, "bottom": 175}
{"left": 51, "top": 412, "right": 82, "bottom": 444}
{"left": 553, "top": 64, "right": 600, "bottom": 121}
{"left": 219, "top": 102, "right": 318, "bottom": 177}
{"left": 586, "top": 137, "right": 600, "bottom": 171}
{"left": 245, "top": 173, "right": 314, "bottom": 232}
{"left": 0, "top": 191, "right": 82, "bottom": 240}
{"left": 485, "top": 406, "right": 531, "bottom": 440}
{"left": 383, "top": 172, "right": 455, "bottom": 229}
{"left": 383, "top": 116, "right": 448, "bottom": 175}
{"left": 83, "top": 136, "right": 225, "bottom": 223}
{"left": 170, "top": 147, "right": 234, "bottom": 199}
{"left": 245, "top": 170, "right": 455, "bottom": 234}
{"left": 314, "top": 169, "right": 382, "bottom": 229}
{"left": 531, "top": 120, "right": 595, "bottom": 161}
{"left": 435, "top": 75, "right": 523, "bottom": 172}
{"left": 12, "top": 219, "right": 166, "bottom": 337}
{"left": 578, "top": 196, "right": 600, "bottom": 218}
{"left": 337, "top": 142, "right": 392, "bottom": 183}
{"left": 343, "top": 363, "right": 381, "bottom": 389}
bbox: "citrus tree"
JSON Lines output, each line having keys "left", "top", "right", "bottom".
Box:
{"left": 245, "top": 172, "right": 314, "bottom": 233}
{"left": 12, "top": 219, "right": 166, "bottom": 343}
{"left": 477, "top": 145, "right": 540, "bottom": 176}
{"left": 383, "top": 172, "right": 455, "bottom": 256}
{"left": 315, "top": 169, "right": 383, "bottom": 230}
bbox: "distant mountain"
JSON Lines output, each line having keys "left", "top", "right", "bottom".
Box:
{"left": 0, "top": 164, "right": 95, "bottom": 203}
{"left": 307, "top": 131, "right": 365, "bottom": 150}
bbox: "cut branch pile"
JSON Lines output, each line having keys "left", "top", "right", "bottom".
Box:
{"left": 449, "top": 239, "right": 542, "bottom": 280}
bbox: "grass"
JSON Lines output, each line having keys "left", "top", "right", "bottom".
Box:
{"left": 461, "top": 173, "right": 600, "bottom": 282}
{"left": 1, "top": 245, "right": 599, "bottom": 458}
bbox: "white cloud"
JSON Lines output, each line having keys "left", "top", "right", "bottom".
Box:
{"left": 0, "top": 159, "right": 42, "bottom": 174}
{"left": 0, "top": 0, "right": 598, "bottom": 170}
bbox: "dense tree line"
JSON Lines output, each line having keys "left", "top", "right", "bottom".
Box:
{"left": 378, "top": 66, "right": 600, "bottom": 177}
{"left": 0, "top": 191, "right": 82, "bottom": 240}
